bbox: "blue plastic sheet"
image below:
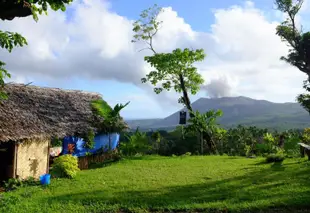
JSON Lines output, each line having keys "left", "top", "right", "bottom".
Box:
{"left": 62, "top": 133, "right": 120, "bottom": 157}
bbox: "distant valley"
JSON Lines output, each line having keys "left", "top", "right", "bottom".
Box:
{"left": 125, "top": 96, "right": 310, "bottom": 131}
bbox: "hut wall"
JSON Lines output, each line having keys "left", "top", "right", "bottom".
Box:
{"left": 16, "top": 137, "right": 49, "bottom": 179}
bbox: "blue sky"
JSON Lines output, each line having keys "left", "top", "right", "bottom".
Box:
{"left": 58, "top": 0, "right": 277, "bottom": 119}
{"left": 110, "top": 0, "right": 274, "bottom": 31}
{"left": 61, "top": 0, "right": 279, "bottom": 119}
{"left": 3, "top": 0, "right": 308, "bottom": 120}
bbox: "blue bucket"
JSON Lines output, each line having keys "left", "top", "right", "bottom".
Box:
{"left": 39, "top": 174, "right": 51, "bottom": 185}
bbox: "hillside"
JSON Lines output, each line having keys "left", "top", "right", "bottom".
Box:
{"left": 126, "top": 96, "right": 310, "bottom": 131}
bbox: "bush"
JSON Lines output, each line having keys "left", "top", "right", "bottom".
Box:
{"left": 266, "top": 153, "right": 285, "bottom": 163}
{"left": 284, "top": 135, "right": 300, "bottom": 157}
{"left": 50, "top": 154, "right": 80, "bottom": 178}
{"left": 51, "top": 137, "right": 62, "bottom": 147}
{"left": 120, "top": 130, "right": 151, "bottom": 156}
{"left": 23, "top": 177, "right": 39, "bottom": 186}
{"left": 3, "top": 178, "right": 23, "bottom": 191}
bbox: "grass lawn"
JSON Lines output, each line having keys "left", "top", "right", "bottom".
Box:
{"left": 1, "top": 155, "right": 310, "bottom": 213}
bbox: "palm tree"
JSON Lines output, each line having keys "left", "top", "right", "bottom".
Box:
{"left": 91, "top": 99, "right": 130, "bottom": 150}
{"left": 185, "top": 109, "right": 223, "bottom": 154}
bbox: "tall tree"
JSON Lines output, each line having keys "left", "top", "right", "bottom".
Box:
{"left": 275, "top": 0, "right": 310, "bottom": 112}
{"left": 132, "top": 5, "right": 218, "bottom": 154}
{"left": 0, "top": 0, "right": 74, "bottom": 98}
{"left": 132, "top": 4, "right": 206, "bottom": 115}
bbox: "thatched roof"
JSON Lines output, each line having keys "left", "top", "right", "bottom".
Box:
{"left": 0, "top": 83, "right": 106, "bottom": 142}
{"left": 0, "top": 0, "right": 32, "bottom": 21}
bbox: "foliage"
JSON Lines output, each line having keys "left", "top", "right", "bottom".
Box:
{"left": 222, "top": 126, "right": 267, "bottom": 156}
{"left": 266, "top": 152, "right": 285, "bottom": 163}
{"left": 185, "top": 110, "right": 223, "bottom": 135}
{"left": 3, "top": 178, "right": 23, "bottom": 191}
{"left": 284, "top": 134, "right": 300, "bottom": 157}
{"left": 0, "top": 31, "right": 27, "bottom": 99}
{"left": 120, "top": 129, "right": 151, "bottom": 156}
{"left": 0, "top": 0, "right": 73, "bottom": 99}
{"left": 83, "top": 129, "right": 95, "bottom": 149}
{"left": 25, "top": 0, "right": 74, "bottom": 21}
{"left": 143, "top": 48, "right": 205, "bottom": 99}
{"left": 132, "top": 4, "right": 163, "bottom": 54}
{"left": 302, "top": 127, "right": 310, "bottom": 144}
{"left": 121, "top": 125, "right": 307, "bottom": 158}
{"left": 2, "top": 177, "right": 38, "bottom": 192}
{"left": 150, "top": 131, "right": 161, "bottom": 153}
{"left": 255, "top": 132, "right": 278, "bottom": 155}
{"left": 185, "top": 109, "right": 223, "bottom": 153}
{"left": 132, "top": 5, "right": 205, "bottom": 115}
{"left": 50, "top": 154, "right": 80, "bottom": 179}
{"left": 275, "top": 0, "right": 310, "bottom": 112}
{"left": 1, "top": 156, "right": 310, "bottom": 212}
{"left": 51, "top": 137, "right": 62, "bottom": 147}
{"left": 91, "top": 99, "right": 129, "bottom": 133}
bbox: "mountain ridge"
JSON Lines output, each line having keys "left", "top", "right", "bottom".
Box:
{"left": 125, "top": 96, "right": 310, "bottom": 131}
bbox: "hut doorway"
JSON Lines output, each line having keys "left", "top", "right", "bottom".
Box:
{"left": 0, "top": 142, "right": 15, "bottom": 182}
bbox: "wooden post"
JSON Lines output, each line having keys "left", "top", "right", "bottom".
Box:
{"left": 46, "top": 139, "right": 50, "bottom": 174}
{"left": 13, "top": 143, "right": 19, "bottom": 179}
{"left": 12, "top": 142, "right": 18, "bottom": 178}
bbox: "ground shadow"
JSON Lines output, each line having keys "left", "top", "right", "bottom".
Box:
{"left": 88, "top": 160, "right": 117, "bottom": 170}
{"left": 42, "top": 161, "right": 310, "bottom": 212}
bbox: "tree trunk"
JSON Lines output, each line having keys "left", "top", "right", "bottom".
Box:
{"left": 179, "top": 74, "right": 193, "bottom": 117}
{"left": 200, "top": 131, "right": 204, "bottom": 155}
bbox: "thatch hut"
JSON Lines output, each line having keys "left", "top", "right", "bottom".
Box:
{"left": 0, "top": 83, "right": 111, "bottom": 181}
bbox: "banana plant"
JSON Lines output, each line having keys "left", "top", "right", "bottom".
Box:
{"left": 91, "top": 99, "right": 130, "bottom": 150}
{"left": 185, "top": 109, "right": 223, "bottom": 154}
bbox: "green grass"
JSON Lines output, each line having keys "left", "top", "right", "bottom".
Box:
{"left": 1, "top": 155, "right": 310, "bottom": 213}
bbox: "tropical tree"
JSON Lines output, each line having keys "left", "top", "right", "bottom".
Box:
{"left": 274, "top": 0, "right": 310, "bottom": 112}
{"left": 0, "top": 0, "right": 74, "bottom": 99}
{"left": 132, "top": 4, "right": 206, "bottom": 115}
{"left": 185, "top": 110, "right": 223, "bottom": 154}
{"left": 120, "top": 129, "right": 151, "bottom": 156}
{"left": 91, "top": 99, "right": 130, "bottom": 150}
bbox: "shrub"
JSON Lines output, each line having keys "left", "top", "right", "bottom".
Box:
{"left": 83, "top": 130, "right": 95, "bottom": 149}
{"left": 120, "top": 130, "right": 151, "bottom": 156}
{"left": 23, "top": 177, "right": 39, "bottom": 186}
{"left": 51, "top": 137, "right": 62, "bottom": 147}
{"left": 3, "top": 178, "right": 23, "bottom": 191}
{"left": 185, "top": 152, "right": 191, "bottom": 156}
{"left": 266, "top": 152, "right": 285, "bottom": 163}
{"left": 50, "top": 154, "right": 80, "bottom": 178}
{"left": 284, "top": 135, "right": 300, "bottom": 157}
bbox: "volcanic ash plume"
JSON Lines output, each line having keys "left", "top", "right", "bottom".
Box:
{"left": 201, "top": 77, "right": 233, "bottom": 98}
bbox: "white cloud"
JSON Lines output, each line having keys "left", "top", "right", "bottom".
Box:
{"left": 0, "top": 0, "right": 308, "bottom": 116}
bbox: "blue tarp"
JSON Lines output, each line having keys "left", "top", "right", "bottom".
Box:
{"left": 62, "top": 133, "right": 120, "bottom": 157}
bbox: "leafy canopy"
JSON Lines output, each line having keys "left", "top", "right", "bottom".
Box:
{"left": 142, "top": 48, "right": 206, "bottom": 96}
{"left": 275, "top": 0, "right": 310, "bottom": 112}
{"left": 132, "top": 4, "right": 162, "bottom": 54}
{"left": 0, "top": 0, "right": 73, "bottom": 99}
{"left": 0, "top": 31, "right": 27, "bottom": 98}
{"left": 185, "top": 110, "right": 223, "bottom": 134}
{"left": 91, "top": 99, "right": 130, "bottom": 133}
{"left": 91, "top": 99, "right": 130, "bottom": 121}
{"left": 29, "top": 0, "right": 74, "bottom": 21}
